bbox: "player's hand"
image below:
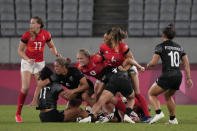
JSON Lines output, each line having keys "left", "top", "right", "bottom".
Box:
{"left": 27, "top": 101, "right": 37, "bottom": 107}
{"left": 139, "top": 66, "right": 145, "bottom": 72}
{"left": 186, "top": 79, "right": 193, "bottom": 89}
{"left": 56, "top": 53, "right": 62, "bottom": 57}
{"left": 118, "top": 66, "right": 126, "bottom": 71}
{"left": 64, "top": 89, "right": 75, "bottom": 100}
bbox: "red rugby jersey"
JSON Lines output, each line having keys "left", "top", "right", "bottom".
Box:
{"left": 99, "top": 43, "right": 129, "bottom": 67}
{"left": 21, "top": 29, "right": 51, "bottom": 62}
{"left": 76, "top": 54, "right": 105, "bottom": 79}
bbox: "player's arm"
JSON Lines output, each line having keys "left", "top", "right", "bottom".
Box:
{"left": 181, "top": 55, "right": 193, "bottom": 88}
{"left": 18, "top": 41, "right": 35, "bottom": 65}
{"left": 64, "top": 77, "right": 89, "bottom": 100}
{"left": 125, "top": 50, "right": 135, "bottom": 60}
{"left": 59, "top": 90, "right": 68, "bottom": 100}
{"left": 73, "top": 77, "right": 89, "bottom": 94}
{"left": 124, "top": 50, "right": 142, "bottom": 70}
{"left": 46, "top": 40, "right": 61, "bottom": 57}
{"left": 94, "top": 81, "right": 105, "bottom": 97}
{"left": 28, "top": 79, "right": 51, "bottom": 107}
{"left": 146, "top": 54, "right": 160, "bottom": 69}
{"left": 120, "top": 58, "right": 145, "bottom": 72}
{"left": 18, "top": 41, "right": 29, "bottom": 60}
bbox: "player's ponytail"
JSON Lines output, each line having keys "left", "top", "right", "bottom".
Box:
{"left": 162, "top": 24, "right": 176, "bottom": 40}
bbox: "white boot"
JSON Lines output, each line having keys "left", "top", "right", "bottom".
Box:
{"left": 149, "top": 112, "right": 165, "bottom": 124}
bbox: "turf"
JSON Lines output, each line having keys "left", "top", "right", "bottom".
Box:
{"left": 0, "top": 105, "right": 197, "bottom": 131}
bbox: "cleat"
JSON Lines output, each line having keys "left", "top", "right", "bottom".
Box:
{"left": 15, "top": 114, "right": 23, "bottom": 123}
{"left": 141, "top": 116, "right": 152, "bottom": 123}
{"left": 123, "top": 114, "right": 135, "bottom": 123}
{"left": 149, "top": 112, "right": 164, "bottom": 124}
{"left": 95, "top": 113, "right": 114, "bottom": 123}
{"left": 79, "top": 116, "right": 91, "bottom": 123}
{"left": 165, "top": 118, "right": 178, "bottom": 125}
{"left": 76, "top": 117, "right": 82, "bottom": 122}
{"left": 95, "top": 116, "right": 109, "bottom": 123}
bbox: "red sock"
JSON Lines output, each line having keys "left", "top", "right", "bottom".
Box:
{"left": 134, "top": 98, "right": 141, "bottom": 109}
{"left": 16, "top": 92, "right": 27, "bottom": 115}
{"left": 136, "top": 94, "right": 150, "bottom": 117}
{"left": 115, "top": 97, "right": 126, "bottom": 113}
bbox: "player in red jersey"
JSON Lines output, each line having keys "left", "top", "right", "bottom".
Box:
{"left": 76, "top": 48, "right": 146, "bottom": 123}
{"left": 100, "top": 27, "right": 151, "bottom": 122}
{"left": 16, "top": 16, "right": 61, "bottom": 122}
{"left": 76, "top": 49, "right": 105, "bottom": 79}
{"left": 76, "top": 49, "right": 105, "bottom": 106}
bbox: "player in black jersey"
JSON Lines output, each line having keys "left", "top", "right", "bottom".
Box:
{"left": 79, "top": 64, "right": 144, "bottom": 123}
{"left": 30, "top": 57, "right": 93, "bottom": 107}
{"left": 33, "top": 66, "right": 88, "bottom": 122}
{"left": 147, "top": 24, "right": 193, "bottom": 124}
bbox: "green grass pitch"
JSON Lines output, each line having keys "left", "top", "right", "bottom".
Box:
{"left": 0, "top": 105, "right": 197, "bottom": 131}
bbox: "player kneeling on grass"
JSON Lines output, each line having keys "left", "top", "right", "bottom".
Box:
{"left": 31, "top": 66, "right": 88, "bottom": 122}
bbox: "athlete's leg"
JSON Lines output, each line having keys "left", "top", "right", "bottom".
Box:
{"left": 16, "top": 71, "right": 32, "bottom": 122}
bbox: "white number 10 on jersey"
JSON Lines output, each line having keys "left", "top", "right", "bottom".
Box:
{"left": 168, "top": 51, "right": 180, "bottom": 67}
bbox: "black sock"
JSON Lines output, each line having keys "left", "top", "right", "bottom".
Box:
{"left": 97, "top": 113, "right": 105, "bottom": 119}
{"left": 170, "top": 116, "right": 175, "bottom": 120}
{"left": 88, "top": 113, "right": 94, "bottom": 118}
{"left": 126, "top": 107, "right": 133, "bottom": 115}
{"left": 155, "top": 109, "right": 161, "bottom": 114}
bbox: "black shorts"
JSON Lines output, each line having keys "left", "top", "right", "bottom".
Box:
{"left": 105, "top": 75, "right": 133, "bottom": 97}
{"left": 156, "top": 70, "right": 182, "bottom": 90}
{"left": 39, "top": 109, "right": 64, "bottom": 122}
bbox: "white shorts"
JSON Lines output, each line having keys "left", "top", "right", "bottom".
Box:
{"left": 20, "top": 59, "right": 45, "bottom": 74}
{"left": 128, "top": 65, "right": 138, "bottom": 74}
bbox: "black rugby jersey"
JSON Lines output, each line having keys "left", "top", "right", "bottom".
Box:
{"left": 37, "top": 83, "right": 63, "bottom": 110}
{"left": 154, "top": 40, "right": 186, "bottom": 72}
{"left": 49, "top": 67, "right": 84, "bottom": 89}
{"left": 100, "top": 66, "right": 130, "bottom": 84}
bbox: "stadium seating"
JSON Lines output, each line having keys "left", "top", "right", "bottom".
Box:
{"left": 32, "top": 0, "right": 46, "bottom": 22}
{"left": 63, "top": 0, "right": 78, "bottom": 36}
{"left": 190, "top": 0, "right": 197, "bottom": 36}
{"left": 175, "top": 0, "right": 192, "bottom": 36}
{"left": 144, "top": 0, "right": 159, "bottom": 36}
{"left": 78, "top": 0, "right": 94, "bottom": 36}
{"left": 47, "top": 0, "right": 62, "bottom": 36}
{"left": 128, "top": 0, "right": 143, "bottom": 36}
{"left": 0, "top": 0, "right": 196, "bottom": 37}
{"left": 0, "top": 0, "right": 15, "bottom": 36}
{"left": 159, "top": 0, "right": 176, "bottom": 35}
{"left": 15, "top": 0, "right": 31, "bottom": 36}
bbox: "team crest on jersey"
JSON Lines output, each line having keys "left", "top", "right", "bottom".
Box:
{"left": 69, "top": 76, "right": 73, "bottom": 81}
